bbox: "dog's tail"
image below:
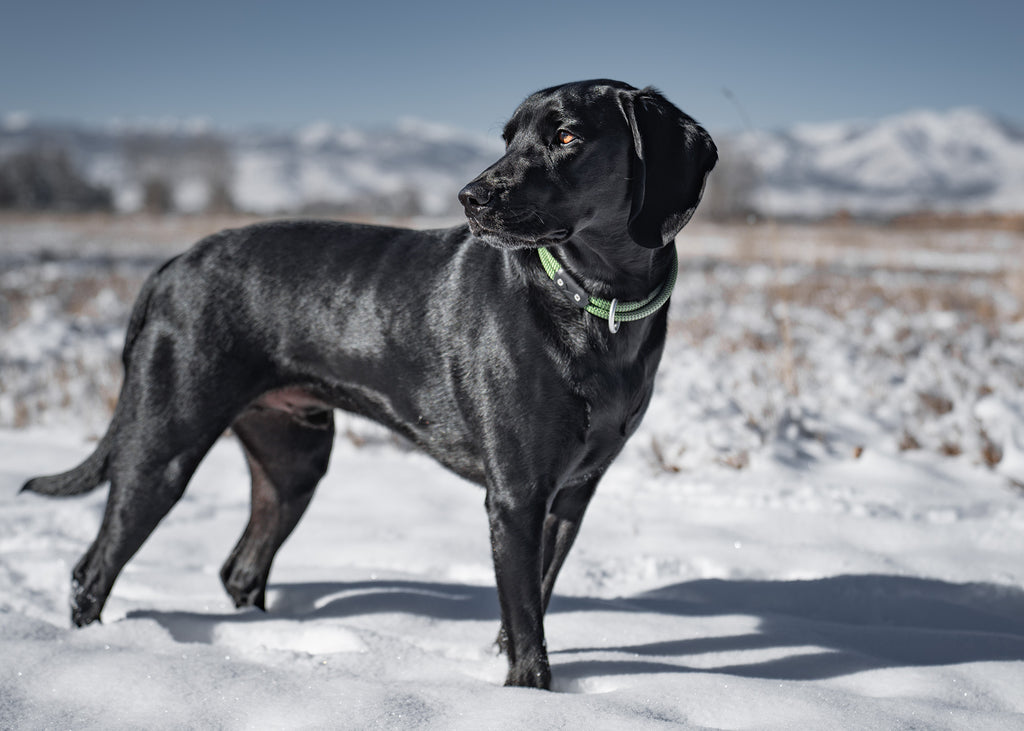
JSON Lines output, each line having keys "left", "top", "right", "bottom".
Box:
{"left": 21, "top": 428, "right": 114, "bottom": 496}
{"left": 21, "top": 254, "right": 174, "bottom": 497}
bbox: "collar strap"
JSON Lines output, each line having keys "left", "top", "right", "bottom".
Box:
{"left": 537, "top": 246, "right": 678, "bottom": 333}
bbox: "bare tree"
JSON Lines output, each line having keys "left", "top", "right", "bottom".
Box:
{"left": 123, "top": 131, "right": 235, "bottom": 214}
{"left": 0, "top": 147, "right": 112, "bottom": 211}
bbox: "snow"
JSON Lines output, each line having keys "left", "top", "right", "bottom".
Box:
{"left": 2, "top": 219, "right": 1024, "bottom": 728}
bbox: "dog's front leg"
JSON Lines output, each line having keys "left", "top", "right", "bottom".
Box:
{"left": 485, "top": 484, "right": 551, "bottom": 689}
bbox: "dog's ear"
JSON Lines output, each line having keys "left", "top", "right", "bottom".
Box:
{"left": 617, "top": 87, "right": 718, "bottom": 248}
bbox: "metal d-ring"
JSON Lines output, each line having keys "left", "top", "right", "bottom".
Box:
{"left": 607, "top": 298, "right": 620, "bottom": 334}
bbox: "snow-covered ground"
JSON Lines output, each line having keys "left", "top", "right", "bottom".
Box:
{"left": 2, "top": 217, "right": 1024, "bottom": 728}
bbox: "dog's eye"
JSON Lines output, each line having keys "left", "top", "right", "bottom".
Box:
{"left": 557, "top": 130, "right": 577, "bottom": 146}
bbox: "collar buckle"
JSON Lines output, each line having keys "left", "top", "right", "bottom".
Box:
{"left": 552, "top": 266, "right": 590, "bottom": 309}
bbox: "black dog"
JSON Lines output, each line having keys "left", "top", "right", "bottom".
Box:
{"left": 23, "top": 79, "right": 716, "bottom": 689}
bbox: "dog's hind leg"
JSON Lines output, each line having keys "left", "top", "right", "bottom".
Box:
{"left": 70, "top": 392, "right": 228, "bottom": 627}
{"left": 69, "top": 305, "right": 271, "bottom": 626}
{"left": 220, "top": 404, "right": 335, "bottom": 610}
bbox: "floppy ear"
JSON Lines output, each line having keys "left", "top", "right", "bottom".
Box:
{"left": 618, "top": 87, "right": 718, "bottom": 248}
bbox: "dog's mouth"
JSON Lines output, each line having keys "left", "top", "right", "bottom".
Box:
{"left": 465, "top": 214, "right": 570, "bottom": 250}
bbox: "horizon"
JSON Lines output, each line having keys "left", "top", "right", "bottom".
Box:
{"left": 3, "top": 103, "right": 1021, "bottom": 140}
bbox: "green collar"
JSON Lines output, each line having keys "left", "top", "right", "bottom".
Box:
{"left": 537, "top": 246, "right": 678, "bottom": 333}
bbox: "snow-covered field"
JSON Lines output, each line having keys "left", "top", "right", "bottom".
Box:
{"left": 2, "top": 216, "right": 1024, "bottom": 729}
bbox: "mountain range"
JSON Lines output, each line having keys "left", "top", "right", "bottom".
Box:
{"left": 734, "top": 108, "right": 1024, "bottom": 219}
{"left": 2, "top": 107, "right": 1022, "bottom": 219}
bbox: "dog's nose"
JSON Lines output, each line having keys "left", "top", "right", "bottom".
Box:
{"left": 458, "top": 182, "right": 491, "bottom": 212}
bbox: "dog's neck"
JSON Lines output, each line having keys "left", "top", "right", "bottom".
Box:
{"left": 542, "top": 232, "right": 677, "bottom": 304}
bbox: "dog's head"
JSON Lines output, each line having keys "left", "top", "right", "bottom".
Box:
{"left": 459, "top": 79, "right": 717, "bottom": 250}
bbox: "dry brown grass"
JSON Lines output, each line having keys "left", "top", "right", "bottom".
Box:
{"left": 673, "top": 221, "right": 1024, "bottom": 478}
{"left": 651, "top": 436, "right": 684, "bottom": 473}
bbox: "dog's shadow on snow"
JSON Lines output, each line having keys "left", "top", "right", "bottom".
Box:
{"left": 550, "top": 574, "right": 1024, "bottom": 683}
{"left": 130, "top": 574, "right": 1024, "bottom": 683}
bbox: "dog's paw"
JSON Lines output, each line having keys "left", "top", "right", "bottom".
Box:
{"left": 220, "top": 561, "right": 268, "bottom": 610}
{"left": 503, "top": 655, "right": 552, "bottom": 690}
{"left": 70, "top": 579, "right": 103, "bottom": 627}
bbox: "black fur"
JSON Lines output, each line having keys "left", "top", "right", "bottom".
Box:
{"left": 23, "top": 79, "right": 716, "bottom": 689}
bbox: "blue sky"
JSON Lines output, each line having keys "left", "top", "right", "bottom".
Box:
{"left": 2, "top": 0, "right": 1022, "bottom": 135}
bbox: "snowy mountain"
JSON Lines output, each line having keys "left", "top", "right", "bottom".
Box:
{"left": 0, "top": 115, "right": 503, "bottom": 217}
{"left": 2, "top": 108, "right": 1022, "bottom": 219}
{"left": 229, "top": 119, "right": 503, "bottom": 216}
{"left": 734, "top": 108, "right": 1024, "bottom": 219}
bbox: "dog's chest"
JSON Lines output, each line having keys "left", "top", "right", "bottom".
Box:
{"left": 575, "top": 345, "right": 659, "bottom": 451}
